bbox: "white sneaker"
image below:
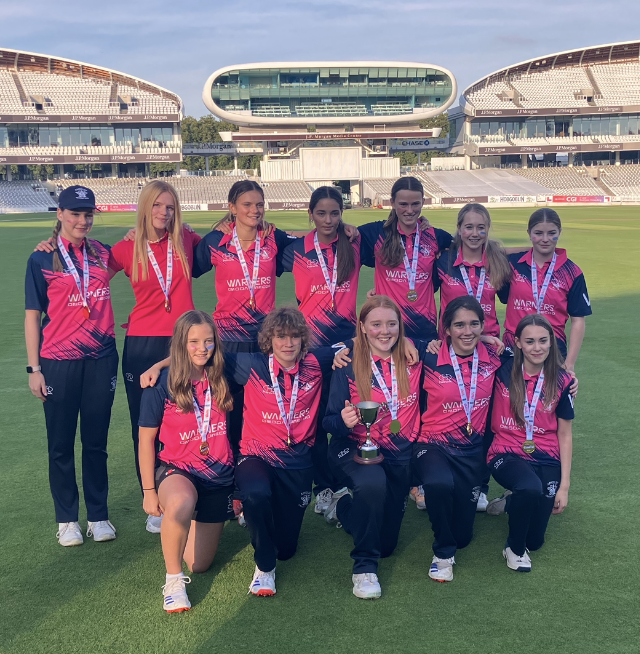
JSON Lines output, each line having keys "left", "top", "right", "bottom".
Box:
{"left": 324, "top": 487, "right": 350, "bottom": 525}
{"left": 314, "top": 488, "right": 334, "bottom": 515}
{"left": 352, "top": 573, "right": 382, "bottom": 599}
{"left": 487, "top": 490, "right": 512, "bottom": 516}
{"left": 429, "top": 555, "right": 455, "bottom": 582}
{"left": 248, "top": 566, "right": 276, "bottom": 596}
{"left": 162, "top": 575, "right": 191, "bottom": 612}
{"left": 237, "top": 512, "right": 247, "bottom": 528}
{"left": 87, "top": 520, "right": 116, "bottom": 542}
{"left": 410, "top": 486, "right": 426, "bottom": 510}
{"left": 476, "top": 492, "right": 489, "bottom": 512}
{"left": 503, "top": 547, "right": 532, "bottom": 572}
{"left": 57, "top": 522, "right": 83, "bottom": 547}
{"left": 146, "top": 515, "right": 163, "bottom": 534}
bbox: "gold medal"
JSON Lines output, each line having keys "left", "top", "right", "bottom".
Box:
{"left": 82, "top": 305, "right": 91, "bottom": 320}
{"left": 164, "top": 298, "right": 171, "bottom": 313}
{"left": 407, "top": 289, "right": 418, "bottom": 302}
{"left": 249, "top": 296, "right": 256, "bottom": 310}
{"left": 200, "top": 442, "right": 210, "bottom": 455}
{"left": 389, "top": 419, "right": 402, "bottom": 435}
{"left": 466, "top": 422, "right": 473, "bottom": 436}
{"left": 330, "top": 299, "right": 335, "bottom": 312}
{"left": 522, "top": 441, "right": 536, "bottom": 454}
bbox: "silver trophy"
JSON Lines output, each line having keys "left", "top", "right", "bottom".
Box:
{"left": 354, "top": 401, "right": 384, "bottom": 465}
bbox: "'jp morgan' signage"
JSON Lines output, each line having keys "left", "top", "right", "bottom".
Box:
{"left": 390, "top": 138, "right": 449, "bottom": 150}
{"left": 0, "top": 114, "right": 181, "bottom": 124}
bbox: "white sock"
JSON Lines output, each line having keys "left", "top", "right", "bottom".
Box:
{"left": 166, "top": 572, "right": 184, "bottom": 582}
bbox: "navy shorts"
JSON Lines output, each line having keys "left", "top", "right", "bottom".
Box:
{"left": 155, "top": 463, "right": 234, "bottom": 524}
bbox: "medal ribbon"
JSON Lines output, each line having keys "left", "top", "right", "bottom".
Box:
{"left": 193, "top": 380, "right": 212, "bottom": 448}
{"left": 401, "top": 229, "right": 421, "bottom": 292}
{"left": 531, "top": 252, "right": 556, "bottom": 313}
{"left": 449, "top": 345, "right": 479, "bottom": 431}
{"left": 313, "top": 232, "right": 338, "bottom": 308}
{"left": 523, "top": 368, "right": 545, "bottom": 444}
{"left": 269, "top": 354, "right": 300, "bottom": 444}
{"left": 147, "top": 239, "right": 173, "bottom": 304}
{"left": 370, "top": 355, "right": 398, "bottom": 421}
{"left": 459, "top": 264, "right": 486, "bottom": 302}
{"left": 232, "top": 226, "right": 261, "bottom": 306}
{"left": 57, "top": 236, "right": 90, "bottom": 313}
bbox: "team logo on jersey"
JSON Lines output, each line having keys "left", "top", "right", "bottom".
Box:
{"left": 419, "top": 245, "right": 432, "bottom": 257}
{"left": 46, "top": 385, "right": 54, "bottom": 396}
{"left": 299, "top": 491, "right": 312, "bottom": 508}
{"left": 125, "top": 372, "right": 134, "bottom": 382}
{"left": 110, "top": 376, "right": 117, "bottom": 392}
{"left": 437, "top": 373, "right": 456, "bottom": 384}
{"left": 546, "top": 481, "right": 559, "bottom": 498}
{"left": 493, "top": 457, "right": 504, "bottom": 469}
{"left": 75, "top": 188, "right": 90, "bottom": 200}
{"left": 415, "top": 448, "right": 428, "bottom": 458}
{"left": 471, "top": 485, "right": 481, "bottom": 503}
{"left": 260, "top": 249, "right": 271, "bottom": 260}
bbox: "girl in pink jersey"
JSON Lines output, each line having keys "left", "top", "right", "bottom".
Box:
{"left": 486, "top": 314, "right": 574, "bottom": 573}
{"left": 138, "top": 310, "right": 235, "bottom": 613}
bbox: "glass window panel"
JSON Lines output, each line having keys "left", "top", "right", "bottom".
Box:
{"left": 480, "top": 121, "right": 490, "bottom": 135}
{"left": 102, "top": 127, "right": 113, "bottom": 146}
{"left": 471, "top": 122, "right": 480, "bottom": 136}
{"left": 70, "top": 127, "right": 82, "bottom": 146}
{"left": 141, "top": 127, "right": 152, "bottom": 142}
{"left": 490, "top": 121, "right": 499, "bottom": 135}
{"left": 629, "top": 116, "right": 638, "bottom": 135}
{"left": 39, "top": 127, "right": 49, "bottom": 147}
{"left": 163, "top": 127, "right": 173, "bottom": 143}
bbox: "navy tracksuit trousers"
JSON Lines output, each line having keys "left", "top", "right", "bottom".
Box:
{"left": 489, "top": 454, "right": 562, "bottom": 557}
{"left": 412, "top": 443, "right": 484, "bottom": 559}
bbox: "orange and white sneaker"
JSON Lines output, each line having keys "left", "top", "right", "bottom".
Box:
{"left": 429, "top": 555, "right": 455, "bottom": 582}
{"left": 409, "top": 486, "right": 426, "bottom": 510}
{"left": 248, "top": 566, "right": 276, "bottom": 596}
{"left": 162, "top": 574, "right": 191, "bottom": 613}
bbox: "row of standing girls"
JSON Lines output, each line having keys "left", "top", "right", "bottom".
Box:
{"left": 24, "top": 176, "right": 590, "bottom": 610}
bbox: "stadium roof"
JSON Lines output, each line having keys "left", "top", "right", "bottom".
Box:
{"left": 202, "top": 61, "right": 457, "bottom": 127}
{"left": 0, "top": 46, "right": 182, "bottom": 109}
{"left": 463, "top": 40, "right": 640, "bottom": 100}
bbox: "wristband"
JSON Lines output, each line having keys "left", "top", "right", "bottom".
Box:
{"left": 142, "top": 487, "right": 156, "bottom": 491}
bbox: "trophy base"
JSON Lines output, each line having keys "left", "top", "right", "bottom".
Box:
{"left": 354, "top": 451, "right": 385, "bottom": 465}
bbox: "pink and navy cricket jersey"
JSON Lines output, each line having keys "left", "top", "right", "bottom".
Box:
{"left": 487, "top": 354, "right": 574, "bottom": 466}
{"left": 418, "top": 341, "right": 501, "bottom": 456}
{"left": 138, "top": 368, "right": 234, "bottom": 487}
{"left": 281, "top": 231, "right": 361, "bottom": 347}
{"left": 108, "top": 227, "right": 202, "bottom": 337}
{"left": 25, "top": 237, "right": 116, "bottom": 360}
{"left": 359, "top": 221, "right": 452, "bottom": 340}
{"left": 224, "top": 348, "right": 335, "bottom": 468}
{"left": 502, "top": 248, "right": 591, "bottom": 353}
{"left": 436, "top": 247, "right": 503, "bottom": 338}
{"left": 194, "top": 225, "right": 296, "bottom": 343}
{"left": 323, "top": 350, "right": 423, "bottom": 463}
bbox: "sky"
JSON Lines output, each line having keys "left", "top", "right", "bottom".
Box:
{"left": 2, "top": 0, "right": 640, "bottom": 117}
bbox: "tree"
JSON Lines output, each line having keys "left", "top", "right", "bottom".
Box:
{"left": 419, "top": 111, "right": 450, "bottom": 138}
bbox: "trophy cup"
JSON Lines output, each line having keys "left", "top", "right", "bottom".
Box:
{"left": 354, "top": 401, "right": 384, "bottom": 465}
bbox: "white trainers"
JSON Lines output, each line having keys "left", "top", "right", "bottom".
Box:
{"left": 409, "top": 486, "right": 426, "bottom": 510}
{"left": 487, "top": 490, "right": 512, "bottom": 516}
{"left": 314, "top": 488, "right": 334, "bottom": 515}
{"left": 162, "top": 575, "right": 192, "bottom": 612}
{"left": 146, "top": 515, "right": 163, "bottom": 534}
{"left": 476, "top": 492, "right": 489, "bottom": 512}
{"left": 248, "top": 566, "right": 276, "bottom": 596}
{"left": 324, "top": 487, "right": 350, "bottom": 525}
{"left": 352, "top": 573, "right": 382, "bottom": 599}
{"left": 429, "top": 555, "right": 455, "bottom": 582}
{"left": 57, "top": 522, "right": 83, "bottom": 547}
{"left": 503, "top": 547, "right": 532, "bottom": 572}
{"left": 237, "top": 512, "right": 247, "bottom": 528}
{"left": 87, "top": 520, "right": 116, "bottom": 542}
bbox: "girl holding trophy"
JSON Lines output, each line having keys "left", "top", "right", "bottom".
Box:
{"left": 323, "top": 296, "right": 423, "bottom": 599}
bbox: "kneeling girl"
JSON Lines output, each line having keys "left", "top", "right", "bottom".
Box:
{"left": 138, "top": 310, "right": 234, "bottom": 613}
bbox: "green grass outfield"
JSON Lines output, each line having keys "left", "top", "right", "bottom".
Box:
{"left": 1, "top": 207, "right": 638, "bottom": 654}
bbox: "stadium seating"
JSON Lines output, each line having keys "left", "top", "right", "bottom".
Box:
{"left": 294, "top": 103, "right": 368, "bottom": 117}
{"left": 261, "top": 181, "right": 312, "bottom": 203}
{"left": 591, "top": 63, "right": 640, "bottom": 106}
{"left": 362, "top": 178, "right": 395, "bottom": 203}
{"left": 511, "top": 167, "right": 602, "bottom": 195}
{"left": 411, "top": 171, "right": 450, "bottom": 198}
{"left": 599, "top": 164, "right": 640, "bottom": 198}
{"left": 0, "top": 181, "right": 56, "bottom": 213}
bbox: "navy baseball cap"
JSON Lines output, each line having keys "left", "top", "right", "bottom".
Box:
{"left": 58, "top": 185, "right": 98, "bottom": 211}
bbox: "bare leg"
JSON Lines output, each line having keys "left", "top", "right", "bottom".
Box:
{"left": 157, "top": 475, "right": 197, "bottom": 575}
{"left": 184, "top": 521, "right": 225, "bottom": 573}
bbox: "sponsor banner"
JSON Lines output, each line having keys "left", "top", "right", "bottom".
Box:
{"left": 0, "top": 114, "right": 180, "bottom": 124}
{"left": 97, "top": 204, "right": 137, "bottom": 212}
{"left": 475, "top": 142, "right": 631, "bottom": 156}
{"left": 441, "top": 196, "right": 489, "bottom": 205}
{"left": 550, "top": 196, "right": 608, "bottom": 203}
{"left": 183, "top": 143, "right": 236, "bottom": 155}
{"left": 488, "top": 195, "right": 537, "bottom": 203}
{"left": 230, "top": 129, "right": 440, "bottom": 142}
{"left": 389, "top": 138, "right": 449, "bottom": 150}
{"left": 268, "top": 201, "right": 310, "bottom": 210}
{"left": 208, "top": 202, "right": 229, "bottom": 211}
{"left": 0, "top": 153, "right": 181, "bottom": 165}
{"left": 181, "top": 203, "right": 208, "bottom": 211}
{"left": 474, "top": 106, "right": 636, "bottom": 118}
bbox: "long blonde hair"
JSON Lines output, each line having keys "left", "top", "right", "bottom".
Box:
{"left": 353, "top": 296, "right": 410, "bottom": 401}
{"left": 132, "top": 180, "right": 190, "bottom": 283}
{"left": 167, "top": 310, "right": 233, "bottom": 414}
